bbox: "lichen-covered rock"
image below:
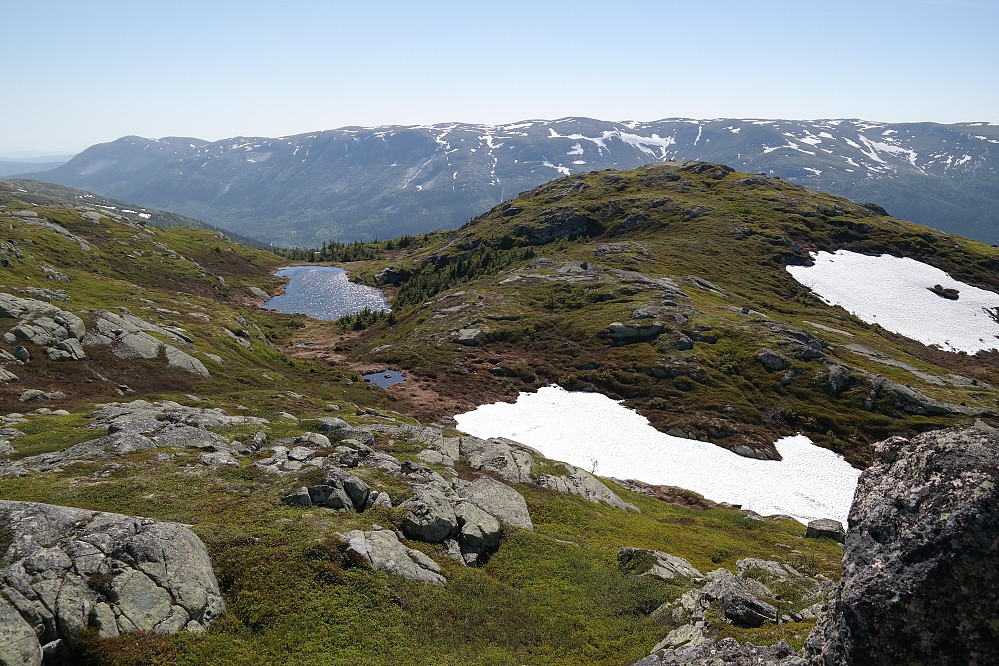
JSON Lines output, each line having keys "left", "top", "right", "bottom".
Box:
{"left": 702, "top": 574, "right": 779, "bottom": 628}
{"left": 755, "top": 348, "right": 788, "bottom": 372}
{"left": 341, "top": 530, "right": 445, "bottom": 586}
{"left": 804, "top": 518, "right": 845, "bottom": 543}
{"left": 400, "top": 487, "right": 458, "bottom": 543}
{"left": 806, "top": 423, "right": 999, "bottom": 665}
{"left": 283, "top": 468, "right": 372, "bottom": 512}
{"left": 85, "top": 310, "right": 209, "bottom": 377}
{"left": 305, "top": 417, "right": 375, "bottom": 446}
{"left": 0, "top": 501, "right": 223, "bottom": 661}
{"left": 454, "top": 476, "right": 533, "bottom": 530}
{"left": 536, "top": 464, "right": 637, "bottom": 511}
{"left": 453, "top": 499, "right": 501, "bottom": 565}
{"left": 637, "top": 638, "right": 806, "bottom": 666}
{"left": 459, "top": 436, "right": 535, "bottom": 484}
{"left": 618, "top": 547, "right": 704, "bottom": 582}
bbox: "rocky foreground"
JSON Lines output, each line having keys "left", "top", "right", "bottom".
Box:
{"left": 1, "top": 395, "right": 996, "bottom": 664}
{"left": 634, "top": 422, "right": 999, "bottom": 665}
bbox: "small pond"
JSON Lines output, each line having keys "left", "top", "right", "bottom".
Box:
{"left": 363, "top": 370, "right": 406, "bottom": 388}
{"left": 262, "top": 266, "right": 390, "bottom": 321}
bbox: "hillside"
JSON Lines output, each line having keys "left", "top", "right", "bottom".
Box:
{"left": 0, "top": 168, "right": 996, "bottom": 664}
{"left": 0, "top": 179, "right": 271, "bottom": 249}
{"left": 311, "top": 161, "right": 999, "bottom": 467}
{"left": 20, "top": 118, "right": 999, "bottom": 245}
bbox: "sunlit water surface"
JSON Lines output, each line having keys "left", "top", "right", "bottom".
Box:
{"left": 262, "top": 266, "right": 390, "bottom": 320}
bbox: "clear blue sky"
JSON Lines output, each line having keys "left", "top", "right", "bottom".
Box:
{"left": 3, "top": 0, "right": 997, "bottom": 154}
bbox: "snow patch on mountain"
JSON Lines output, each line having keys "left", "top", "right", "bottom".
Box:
{"left": 455, "top": 386, "right": 861, "bottom": 525}
{"left": 788, "top": 250, "right": 999, "bottom": 354}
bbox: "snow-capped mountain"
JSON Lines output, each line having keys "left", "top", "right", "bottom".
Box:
{"left": 22, "top": 117, "right": 999, "bottom": 245}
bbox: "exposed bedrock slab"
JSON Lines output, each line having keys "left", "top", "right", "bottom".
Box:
{"left": 0, "top": 501, "right": 224, "bottom": 663}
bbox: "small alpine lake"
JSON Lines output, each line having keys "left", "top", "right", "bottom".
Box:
{"left": 262, "top": 265, "right": 390, "bottom": 321}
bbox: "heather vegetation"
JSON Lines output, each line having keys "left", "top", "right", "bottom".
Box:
{"left": 1, "top": 162, "right": 997, "bottom": 665}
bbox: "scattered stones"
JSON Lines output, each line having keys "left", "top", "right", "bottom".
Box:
{"left": 283, "top": 468, "right": 373, "bottom": 512}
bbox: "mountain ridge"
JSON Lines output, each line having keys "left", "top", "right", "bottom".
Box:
{"left": 20, "top": 117, "right": 999, "bottom": 246}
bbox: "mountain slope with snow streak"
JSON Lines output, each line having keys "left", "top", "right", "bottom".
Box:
{"left": 23, "top": 118, "right": 999, "bottom": 245}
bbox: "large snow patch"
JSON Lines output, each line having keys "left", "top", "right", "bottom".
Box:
{"left": 455, "top": 386, "right": 860, "bottom": 525}
{"left": 787, "top": 250, "right": 999, "bottom": 354}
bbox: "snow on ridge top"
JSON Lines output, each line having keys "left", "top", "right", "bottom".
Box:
{"left": 455, "top": 386, "right": 861, "bottom": 525}
{"left": 857, "top": 134, "right": 920, "bottom": 168}
{"left": 787, "top": 250, "right": 999, "bottom": 354}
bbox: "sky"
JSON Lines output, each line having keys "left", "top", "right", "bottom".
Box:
{"left": 3, "top": 0, "right": 997, "bottom": 155}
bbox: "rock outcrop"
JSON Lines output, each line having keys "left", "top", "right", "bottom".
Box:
{"left": 536, "top": 464, "right": 638, "bottom": 511}
{"left": 0, "top": 501, "right": 224, "bottom": 664}
{"left": 341, "top": 530, "right": 445, "bottom": 586}
{"left": 806, "top": 424, "right": 999, "bottom": 665}
{"left": 618, "top": 547, "right": 704, "bottom": 582}
{"left": 85, "top": 309, "right": 210, "bottom": 377}
{"left": 459, "top": 436, "right": 535, "bottom": 484}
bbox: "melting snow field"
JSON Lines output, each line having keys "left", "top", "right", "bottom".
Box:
{"left": 454, "top": 386, "right": 860, "bottom": 525}
{"left": 787, "top": 250, "right": 999, "bottom": 354}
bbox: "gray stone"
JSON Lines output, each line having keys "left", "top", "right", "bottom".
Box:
{"left": 804, "top": 518, "right": 846, "bottom": 543}
{"left": 454, "top": 328, "right": 482, "bottom": 345}
{"left": 755, "top": 348, "right": 788, "bottom": 372}
{"left": 18, "top": 389, "right": 65, "bottom": 402}
{"left": 296, "top": 468, "right": 371, "bottom": 512}
{"left": 455, "top": 476, "right": 533, "bottom": 530}
{"left": 400, "top": 487, "right": 458, "bottom": 543}
{"left": 453, "top": 500, "right": 501, "bottom": 565}
{"left": 806, "top": 424, "right": 999, "bottom": 665}
{"left": 618, "top": 547, "right": 704, "bottom": 582}
{"left": 459, "top": 436, "right": 534, "bottom": 484}
{"left": 0, "top": 594, "right": 41, "bottom": 666}
{"left": 196, "top": 451, "right": 239, "bottom": 467}
{"left": 651, "top": 623, "right": 710, "bottom": 652}
{"left": 703, "top": 574, "right": 779, "bottom": 628}
{"left": 281, "top": 487, "right": 312, "bottom": 506}
{"left": 605, "top": 320, "right": 665, "bottom": 345}
{"left": 342, "top": 530, "right": 445, "bottom": 586}
{"left": 650, "top": 637, "right": 805, "bottom": 666}
{"left": 536, "top": 464, "right": 636, "bottom": 511}
{"left": 306, "top": 417, "right": 375, "bottom": 446}
{"left": 0, "top": 501, "right": 223, "bottom": 654}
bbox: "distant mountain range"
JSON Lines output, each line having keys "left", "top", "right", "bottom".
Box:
{"left": 0, "top": 154, "right": 71, "bottom": 177}
{"left": 0, "top": 179, "right": 270, "bottom": 248}
{"left": 19, "top": 118, "right": 999, "bottom": 246}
